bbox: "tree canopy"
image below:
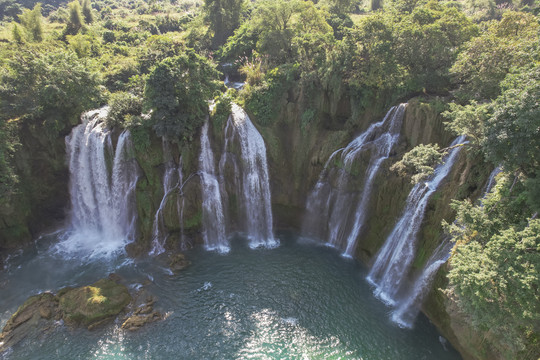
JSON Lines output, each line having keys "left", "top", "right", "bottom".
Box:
{"left": 144, "top": 49, "right": 221, "bottom": 142}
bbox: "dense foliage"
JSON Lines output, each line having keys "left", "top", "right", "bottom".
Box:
{"left": 145, "top": 50, "right": 221, "bottom": 141}
{"left": 443, "top": 39, "right": 539, "bottom": 360}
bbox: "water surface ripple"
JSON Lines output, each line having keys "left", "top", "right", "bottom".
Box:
{"left": 0, "top": 232, "right": 461, "bottom": 360}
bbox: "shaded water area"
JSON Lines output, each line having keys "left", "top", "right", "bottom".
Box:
{"left": 0, "top": 232, "right": 460, "bottom": 359}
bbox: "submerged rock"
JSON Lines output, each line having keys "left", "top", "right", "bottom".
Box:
{"left": 121, "top": 297, "right": 162, "bottom": 331}
{"left": 169, "top": 252, "right": 191, "bottom": 273}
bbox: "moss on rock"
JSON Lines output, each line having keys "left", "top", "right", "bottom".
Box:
{"left": 58, "top": 278, "right": 131, "bottom": 328}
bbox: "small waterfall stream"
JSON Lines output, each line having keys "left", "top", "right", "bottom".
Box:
{"left": 367, "top": 135, "right": 466, "bottom": 306}
{"left": 149, "top": 140, "right": 184, "bottom": 255}
{"left": 482, "top": 166, "right": 501, "bottom": 202}
{"left": 388, "top": 147, "right": 495, "bottom": 327}
{"left": 391, "top": 239, "right": 453, "bottom": 328}
{"left": 200, "top": 120, "right": 229, "bottom": 253}
{"left": 303, "top": 104, "right": 406, "bottom": 256}
{"left": 63, "top": 108, "right": 139, "bottom": 256}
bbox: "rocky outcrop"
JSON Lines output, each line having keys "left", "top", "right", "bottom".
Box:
{"left": 0, "top": 275, "right": 149, "bottom": 351}
{"left": 168, "top": 252, "right": 191, "bottom": 273}
{"left": 58, "top": 277, "right": 131, "bottom": 327}
{"left": 0, "top": 293, "right": 61, "bottom": 350}
{"left": 121, "top": 297, "right": 162, "bottom": 331}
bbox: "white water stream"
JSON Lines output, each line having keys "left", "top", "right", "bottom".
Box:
{"left": 149, "top": 140, "right": 184, "bottom": 255}
{"left": 303, "top": 104, "right": 406, "bottom": 256}
{"left": 367, "top": 135, "right": 466, "bottom": 305}
{"left": 63, "top": 108, "right": 138, "bottom": 258}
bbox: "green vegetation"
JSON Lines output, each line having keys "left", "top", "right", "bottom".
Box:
{"left": 145, "top": 50, "right": 221, "bottom": 141}
{"left": 390, "top": 143, "right": 443, "bottom": 183}
{"left": 440, "top": 62, "right": 540, "bottom": 358}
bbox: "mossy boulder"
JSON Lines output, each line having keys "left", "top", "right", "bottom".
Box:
{"left": 58, "top": 278, "right": 131, "bottom": 328}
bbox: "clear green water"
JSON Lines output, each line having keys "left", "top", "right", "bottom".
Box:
{"left": 0, "top": 232, "right": 461, "bottom": 359}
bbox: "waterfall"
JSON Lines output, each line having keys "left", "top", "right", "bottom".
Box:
{"left": 483, "top": 166, "right": 501, "bottom": 196}
{"left": 149, "top": 140, "right": 184, "bottom": 255}
{"left": 391, "top": 153, "right": 493, "bottom": 327}
{"left": 199, "top": 104, "right": 277, "bottom": 251}
{"left": 222, "top": 104, "right": 277, "bottom": 249}
{"left": 62, "top": 108, "right": 138, "bottom": 257}
{"left": 391, "top": 239, "right": 453, "bottom": 328}
{"left": 199, "top": 120, "right": 229, "bottom": 253}
{"left": 367, "top": 135, "right": 466, "bottom": 305}
{"left": 303, "top": 104, "right": 406, "bottom": 256}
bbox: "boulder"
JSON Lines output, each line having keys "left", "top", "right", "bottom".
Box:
{"left": 58, "top": 278, "right": 131, "bottom": 328}
{"left": 121, "top": 297, "right": 162, "bottom": 331}
{"left": 0, "top": 293, "right": 60, "bottom": 351}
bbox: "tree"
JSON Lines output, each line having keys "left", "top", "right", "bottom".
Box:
{"left": 484, "top": 64, "right": 540, "bottom": 178}
{"left": 137, "top": 35, "right": 185, "bottom": 74}
{"left": 443, "top": 101, "right": 489, "bottom": 146}
{"left": 18, "top": 3, "right": 43, "bottom": 42}
{"left": 252, "top": 0, "right": 332, "bottom": 65}
{"left": 393, "top": 1, "right": 478, "bottom": 93}
{"left": 105, "top": 91, "right": 143, "bottom": 129}
{"left": 144, "top": 50, "right": 221, "bottom": 141}
{"left": 0, "top": 0, "right": 22, "bottom": 21}
{"left": 340, "top": 11, "right": 399, "bottom": 92}
{"left": 0, "top": 119, "right": 19, "bottom": 202}
{"left": 0, "top": 48, "right": 102, "bottom": 126}
{"left": 11, "top": 23, "right": 24, "bottom": 43}
{"left": 321, "top": 0, "right": 354, "bottom": 15}
{"left": 63, "top": 0, "right": 84, "bottom": 38}
{"left": 203, "top": 0, "right": 245, "bottom": 48}
{"left": 445, "top": 176, "right": 540, "bottom": 358}
{"left": 451, "top": 11, "right": 538, "bottom": 101}
{"left": 252, "top": 0, "right": 300, "bottom": 63}
{"left": 390, "top": 143, "right": 443, "bottom": 183}
{"left": 81, "top": 0, "right": 93, "bottom": 24}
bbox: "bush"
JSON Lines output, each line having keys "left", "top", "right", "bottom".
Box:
{"left": 144, "top": 49, "right": 221, "bottom": 142}
{"left": 105, "top": 91, "right": 143, "bottom": 129}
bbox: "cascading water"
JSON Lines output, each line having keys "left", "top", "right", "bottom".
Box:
{"left": 63, "top": 108, "right": 139, "bottom": 257}
{"left": 199, "top": 120, "right": 229, "bottom": 253}
{"left": 367, "top": 135, "right": 466, "bottom": 305}
{"left": 222, "top": 104, "right": 277, "bottom": 249}
{"left": 483, "top": 166, "right": 501, "bottom": 198}
{"left": 199, "top": 104, "right": 277, "bottom": 251}
{"left": 391, "top": 162, "right": 500, "bottom": 327}
{"left": 149, "top": 140, "right": 184, "bottom": 255}
{"left": 302, "top": 104, "right": 406, "bottom": 256}
{"left": 391, "top": 239, "right": 453, "bottom": 328}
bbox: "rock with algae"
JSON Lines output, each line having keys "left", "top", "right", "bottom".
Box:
{"left": 0, "top": 275, "right": 132, "bottom": 352}
{"left": 58, "top": 277, "right": 131, "bottom": 328}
